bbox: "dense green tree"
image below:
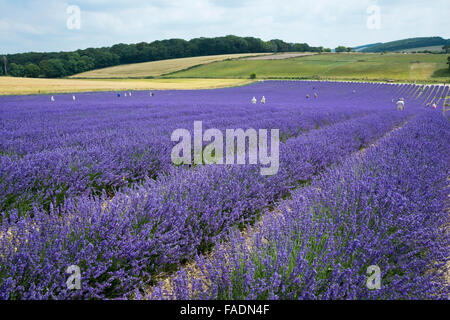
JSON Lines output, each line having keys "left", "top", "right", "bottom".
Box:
{"left": 9, "top": 63, "right": 25, "bottom": 77}
{"left": 79, "top": 56, "right": 95, "bottom": 72}
{"left": 39, "top": 59, "right": 66, "bottom": 78}
{"left": 24, "top": 63, "right": 40, "bottom": 77}
{"left": 64, "top": 59, "right": 79, "bottom": 74}
{"left": 0, "top": 56, "right": 6, "bottom": 75}
{"left": 292, "top": 43, "right": 310, "bottom": 52}
{"left": 245, "top": 37, "right": 266, "bottom": 53}
{"left": 263, "top": 41, "right": 277, "bottom": 52}
{"left": 93, "top": 50, "right": 120, "bottom": 68}
{"left": 335, "top": 46, "right": 355, "bottom": 53}
{"left": 335, "top": 46, "right": 348, "bottom": 53}
{"left": 111, "top": 43, "right": 138, "bottom": 64}
{"left": 269, "top": 39, "right": 290, "bottom": 52}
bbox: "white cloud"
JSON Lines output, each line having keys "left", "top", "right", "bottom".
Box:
{"left": 0, "top": 0, "right": 448, "bottom": 53}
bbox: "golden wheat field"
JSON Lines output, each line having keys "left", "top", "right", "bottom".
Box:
{"left": 0, "top": 77, "right": 255, "bottom": 95}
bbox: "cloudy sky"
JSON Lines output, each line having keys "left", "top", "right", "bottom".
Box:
{"left": 1, "top": 0, "right": 449, "bottom": 54}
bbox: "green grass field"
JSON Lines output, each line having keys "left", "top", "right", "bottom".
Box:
{"left": 166, "top": 53, "right": 450, "bottom": 82}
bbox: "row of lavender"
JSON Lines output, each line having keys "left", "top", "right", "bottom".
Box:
{"left": 152, "top": 110, "right": 449, "bottom": 300}
{"left": 1, "top": 81, "right": 406, "bottom": 215}
{"left": 0, "top": 109, "right": 410, "bottom": 299}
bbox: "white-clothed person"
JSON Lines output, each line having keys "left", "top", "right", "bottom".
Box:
{"left": 396, "top": 99, "right": 405, "bottom": 111}
{"left": 252, "top": 97, "right": 257, "bottom": 104}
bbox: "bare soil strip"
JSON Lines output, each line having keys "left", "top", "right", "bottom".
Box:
{"left": 243, "top": 52, "right": 318, "bottom": 60}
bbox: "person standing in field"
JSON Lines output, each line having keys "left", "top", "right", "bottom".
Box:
{"left": 252, "top": 97, "right": 257, "bottom": 104}
{"left": 261, "top": 96, "right": 266, "bottom": 104}
{"left": 314, "top": 93, "right": 318, "bottom": 99}
{"left": 396, "top": 98, "right": 405, "bottom": 111}
{"left": 432, "top": 102, "right": 437, "bottom": 110}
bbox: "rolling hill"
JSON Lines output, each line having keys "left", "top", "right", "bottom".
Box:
{"left": 165, "top": 53, "right": 450, "bottom": 82}
{"left": 358, "top": 37, "right": 448, "bottom": 53}
{"left": 353, "top": 43, "right": 382, "bottom": 52}
{"left": 70, "top": 53, "right": 269, "bottom": 79}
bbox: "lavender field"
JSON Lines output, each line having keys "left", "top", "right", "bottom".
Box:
{"left": 0, "top": 81, "right": 448, "bottom": 299}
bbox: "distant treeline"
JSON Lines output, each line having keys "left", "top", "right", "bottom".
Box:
{"left": 359, "top": 37, "right": 449, "bottom": 53}
{"left": 0, "top": 35, "right": 329, "bottom": 78}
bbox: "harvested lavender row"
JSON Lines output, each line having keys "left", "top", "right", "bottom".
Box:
{"left": 155, "top": 111, "right": 449, "bottom": 300}
{"left": 0, "top": 108, "right": 410, "bottom": 299}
